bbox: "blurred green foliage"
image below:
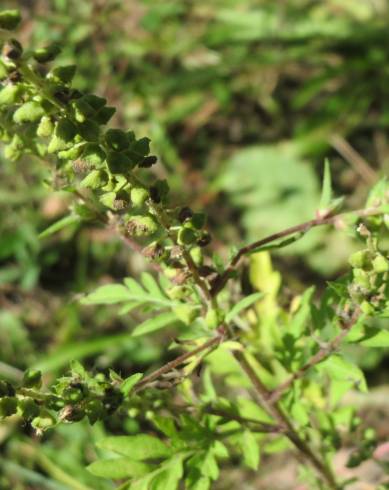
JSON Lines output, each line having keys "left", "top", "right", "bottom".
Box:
{"left": 0, "top": 1, "right": 388, "bottom": 489}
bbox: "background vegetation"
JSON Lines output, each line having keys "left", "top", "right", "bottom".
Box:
{"left": 0, "top": 1, "right": 388, "bottom": 489}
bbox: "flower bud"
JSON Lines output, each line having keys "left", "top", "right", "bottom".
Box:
{"left": 37, "top": 116, "right": 54, "bottom": 137}
{"left": 0, "top": 83, "right": 23, "bottom": 105}
{"left": 63, "top": 384, "right": 86, "bottom": 404}
{"left": 13, "top": 101, "right": 45, "bottom": 123}
{"left": 190, "top": 213, "right": 207, "bottom": 230}
{"left": 77, "top": 120, "right": 100, "bottom": 142}
{"left": 22, "top": 369, "right": 42, "bottom": 389}
{"left": 0, "top": 9, "right": 22, "bottom": 30}
{"left": 142, "top": 242, "right": 167, "bottom": 261}
{"left": 33, "top": 43, "right": 62, "bottom": 63}
{"left": 82, "top": 143, "right": 106, "bottom": 165}
{"left": 167, "top": 285, "right": 191, "bottom": 300}
{"left": 360, "top": 300, "right": 375, "bottom": 315}
{"left": 58, "top": 144, "right": 84, "bottom": 160}
{"left": 32, "top": 410, "right": 57, "bottom": 431}
{"left": 56, "top": 118, "right": 77, "bottom": 142}
{"left": 49, "top": 65, "right": 76, "bottom": 84}
{"left": 18, "top": 398, "right": 40, "bottom": 420}
{"left": 177, "top": 227, "right": 197, "bottom": 246}
{"left": 105, "top": 128, "right": 129, "bottom": 151}
{"left": 372, "top": 254, "right": 389, "bottom": 273}
{"left": 80, "top": 169, "right": 108, "bottom": 189}
{"left": 113, "top": 190, "right": 130, "bottom": 210}
{"left": 0, "top": 396, "right": 17, "bottom": 417}
{"left": 95, "top": 106, "right": 116, "bottom": 124}
{"left": 348, "top": 250, "right": 369, "bottom": 269}
{"left": 85, "top": 399, "right": 105, "bottom": 424}
{"left": 126, "top": 215, "right": 158, "bottom": 237}
{"left": 0, "top": 380, "right": 15, "bottom": 397}
{"left": 352, "top": 268, "right": 370, "bottom": 289}
{"left": 130, "top": 187, "right": 149, "bottom": 207}
{"left": 106, "top": 150, "right": 135, "bottom": 174}
{"left": 46, "top": 395, "right": 65, "bottom": 411}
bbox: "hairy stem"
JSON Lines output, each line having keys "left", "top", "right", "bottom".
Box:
{"left": 211, "top": 206, "right": 382, "bottom": 296}
{"left": 233, "top": 350, "right": 340, "bottom": 490}
{"left": 134, "top": 332, "right": 224, "bottom": 392}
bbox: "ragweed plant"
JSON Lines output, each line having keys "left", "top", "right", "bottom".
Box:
{"left": 0, "top": 9, "right": 388, "bottom": 490}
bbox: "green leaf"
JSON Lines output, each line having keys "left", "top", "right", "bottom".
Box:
{"left": 82, "top": 276, "right": 177, "bottom": 312}
{"left": 359, "top": 328, "right": 389, "bottom": 347}
{"left": 319, "top": 158, "right": 332, "bottom": 211}
{"left": 225, "top": 292, "right": 264, "bottom": 323}
{"left": 87, "top": 458, "right": 151, "bottom": 479}
{"left": 121, "top": 373, "right": 143, "bottom": 396}
{"left": 97, "top": 435, "right": 171, "bottom": 460}
{"left": 317, "top": 354, "right": 367, "bottom": 392}
{"left": 241, "top": 430, "right": 260, "bottom": 470}
{"left": 132, "top": 311, "right": 177, "bottom": 337}
{"left": 81, "top": 284, "right": 132, "bottom": 304}
{"left": 39, "top": 214, "right": 80, "bottom": 239}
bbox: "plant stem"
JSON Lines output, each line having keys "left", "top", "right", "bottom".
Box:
{"left": 233, "top": 350, "right": 340, "bottom": 490}
{"left": 268, "top": 311, "right": 359, "bottom": 404}
{"left": 134, "top": 332, "right": 224, "bottom": 392}
{"left": 211, "top": 206, "right": 383, "bottom": 296}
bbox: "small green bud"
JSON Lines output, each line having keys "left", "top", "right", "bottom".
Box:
{"left": 82, "top": 143, "right": 106, "bottom": 165}
{"left": 80, "top": 169, "right": 108, "bottom": 190}
{"left": 130, "top": 187, "right": 149, "bottom": 206}
{"left": 37, "top": 116, "right": 54, "bottom": 137}
{"left": 191, "top": 213, "right": 207, "bottom": 230}
{"left": 105, "top": 128, "right": 129, "bottom": 151}
{"left": 85, "top": 399, "right": 105, "bottom": 425}
{"left": 77, "top": 120, "right": 100, "bottom": 142}
{"left": 348, "top": 250, "right": 369, "bottom": 269}
{"left": 0, "top": 9, "right": 22, "bottom": 30}
{"left": 0, "top": 396, "right": 17, "bottom": 417}
{"left": 0, "top": 380, "right": 15, "bottom": 397}
{"left": 22, "top": 369, "right": 42, "bottom": 389}
{"left": 81, "top": 94, "right": 106, "bottom": 111}
{"left": 13, "top": 101, "right": 45, "bottom": 123}
{"left": 18, "top": 398, "right": 40, "bottom": 420}
{"left": 167, "top": 285, "right": 191, "bottom": 300}
{"left": 58, "top": 144, "right": 84, "bottom": 160}
{"left": 56, "top": 118, "right": 77, "bottom": 142}
{"left": 353, "top": 268, "right": 371, "bottom": 289}
{"left": 72, "top": 98, "right": 95, "bottom": 123}
{"left": 360, "top": 300, "right": 375, "bottom": 315}
{"left": 63, "top": 384, "right": 86, "bottom": 403}
{"left": 49, "top": 65, "right": 76, "bottom": 84}
{"left": 106, "top": 150, "right": 135, "bottom": 174}
{"left": 0, "top": 84, "right": 23, "bottom": 105}
{"left": 126, "top": 215, "right": 158, "bottom": 237}
{"left": 46, "top": 395, "right": 65, "bottom": 411}
{"left": 99, "top": 191, "right": 116, "bottom": 209}
{"left": 33, "top": 43, "right": 62, "bottom": 63}
{"left": 131, "top": 136, "right": 150, "bottom": 156}
{"left": 177, "top": 226, "right": 197, "bottom": 246}
{"left": 32, "top": 410, "right": 57, "bottom": 431}
{"left": 95, "top": 106, "right": 116, "bottom": 124}
{"left": 372, "top": 254, "right": 389, "bottom": 273}
{"left": 142, "top": 241, "right": 167, "bottom": 261}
